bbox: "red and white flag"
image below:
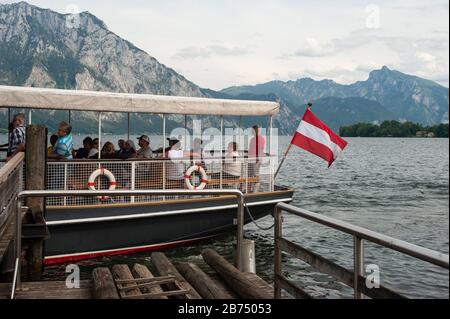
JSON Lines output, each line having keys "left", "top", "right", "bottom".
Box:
{"left": 291, "top": 108, "right": 348, "bottom": 167}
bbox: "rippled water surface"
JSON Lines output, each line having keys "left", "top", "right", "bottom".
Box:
{"left": 2, "top": 135, "right": 448, "bottom": 298}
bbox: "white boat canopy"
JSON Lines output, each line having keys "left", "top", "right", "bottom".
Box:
{"left": 0, "top": 85, "right": 280, "bottom": 116}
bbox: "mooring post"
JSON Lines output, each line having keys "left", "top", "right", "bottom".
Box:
{"left": 24, "top": 125, "right": 47, "bottom": 280}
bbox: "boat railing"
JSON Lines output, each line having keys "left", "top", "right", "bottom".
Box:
{"left": 10, "top": 189, "right": 247, "bottom": 298}
{"left": 45, "top": 155, "right": 278, "bottom": 207}
{"left": 0, "top": 153, "right": 24, "bottom": 234}
{"left": 274, "top": 202, "right": 449, "bottom": 299}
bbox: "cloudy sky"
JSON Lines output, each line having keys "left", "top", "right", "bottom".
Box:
{"left": 7, "top": 0, "right": 450, "bottom": 89}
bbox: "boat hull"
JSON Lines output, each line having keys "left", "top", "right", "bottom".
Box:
{"left": 43, "top": 189, "right": 293, "bottom": 265}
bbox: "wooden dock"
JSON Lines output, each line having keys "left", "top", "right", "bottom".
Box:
{"left": 0, "top": 249, "right": 274, "bottom": 299}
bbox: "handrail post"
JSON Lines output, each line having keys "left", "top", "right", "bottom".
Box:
{"left": 353, "top": 235, "right": 364, "bottom": 299}
{"left": 14, "top": 200, "right": 22, "bottom": 292}
{"left": 236, "top": 193, "right": 245, "bottom": 271}
{"left": 274, "top": 205, "right": 283, "bottom": 299}
{"left": 131, "top": 162, "right": 136, "bottom": 203}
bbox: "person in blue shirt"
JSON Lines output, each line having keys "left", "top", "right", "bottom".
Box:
{"left": 48, "top": 121, "right": 73, "bottom": 160}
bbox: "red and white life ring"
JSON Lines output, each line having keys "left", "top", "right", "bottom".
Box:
{"left": 87, "top": 168, "right": 117, "bottom": 201}
{"left": 184, "top": 165, "right": 209, "bottom": 190}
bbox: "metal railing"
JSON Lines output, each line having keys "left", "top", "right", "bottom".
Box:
{"left": 11, "top": 189, "right": 246, "bottom": 299}
{"left": 274, "top": 202, "right": 449, "bottom": 299}
{"left": 45, "top": 156, "right": 276, "bottom": 206}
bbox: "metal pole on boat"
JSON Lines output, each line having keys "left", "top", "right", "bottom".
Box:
{"left": 220, "top": 116, "right": 224, "bottom": 188}
{"left": 238, "top": 116, "right": 242, "bottom": 153}
{"left": 28, "top": 109, "right": 32, "bottom": 125}
{"left": 98, "top": 112, "right": 102, "bottom": 159}
{"left": 68, "top": 110, "right": 71, "bottom": 124}
{"left": 127, "top": 113, "right": 130, "bottom": 141}
{"left": 269, "top": 115, "right": 273, "bottom": 155}
{"left": 274, "top": 103, "right": 312, "bottom": 179}
{"left": 162, "top": 114, "right": 166, "bottom": 158}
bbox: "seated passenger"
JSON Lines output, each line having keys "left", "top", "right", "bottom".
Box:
{"left": 223, "top": 142, "right": 242, "bottom": 178}
{"left": 47, "top": 134, "right": 59, "bottom": 156}
{"left": 116, "top": 139, "right": 126, "bottom": 157}
{"left": 118, "top": 140, "right": 137, "bottom": 159}
{"left": 136, "top": 135, "right": 153, "bottom": 159}
{"left": 75, "top": 137, "right": 93, "bottom": 159}
{"left": 89, "top": 138, "right": 99, "bottom": 159}
{"left": 101, "top": 142, "right": 116, "bottom": 159}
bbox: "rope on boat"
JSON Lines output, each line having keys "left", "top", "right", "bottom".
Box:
{"left": 244, "top": 202, "right": 275, "bottom": 231}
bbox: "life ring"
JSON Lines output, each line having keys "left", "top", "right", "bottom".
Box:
{"left": 87, "top": 168, "right": 117, "bottom": 201}
{"left": 184, "top": 165, "right": 209, "bottom": 190}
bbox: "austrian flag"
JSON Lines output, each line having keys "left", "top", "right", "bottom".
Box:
{"left": 291, "top": 109, "right": 348, "bottom": 167}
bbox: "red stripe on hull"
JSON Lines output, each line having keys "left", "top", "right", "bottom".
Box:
{"left": 43, "top": 236, "right": 216, "bottom": 266}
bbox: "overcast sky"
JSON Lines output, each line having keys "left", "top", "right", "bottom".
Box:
{"left": 6, "top": 0, "right": 450, "bottom": 89}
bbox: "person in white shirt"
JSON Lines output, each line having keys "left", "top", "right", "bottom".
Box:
{"left": 223, "top": 142, "right": 242, "bottom": 178}
{"left": 166, "top": 137, "right": 200, "bottom": 188}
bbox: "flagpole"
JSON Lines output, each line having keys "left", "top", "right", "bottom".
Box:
{"left": 274, "top": 103, "right": 312, "bottom": 179}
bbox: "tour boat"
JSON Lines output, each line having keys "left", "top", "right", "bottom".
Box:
{"left": 0, "top": 85, "right": 294, "bottom": 265}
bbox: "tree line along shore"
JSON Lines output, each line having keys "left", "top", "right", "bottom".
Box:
{"left": 339, "top": 121, "right": 449, "bottom": 138}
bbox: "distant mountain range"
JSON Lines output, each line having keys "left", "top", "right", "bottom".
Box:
{"left": 221, "top": 66, "right": 449, "bottom": 131}
{"left": 0, "top": 2, "right": 448, "bottom": 135}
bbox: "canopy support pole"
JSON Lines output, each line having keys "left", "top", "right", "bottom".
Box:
{"left": 162, "top": 114, "right": 166, "bottom": 158}
{"left": 127, "top": 113, "right": 130, "bottom": 141}
{"left": 220, "top": 116, "right": 224, "bottom": 188}
{"left": 269, "top": 115, "right": 273, "bottom": 155}
{"left": 238, "top": 116, "right": 242, "bottom": 153}
{"left": 184, "top": 115, "right": 187, "bottom": 151}
{"left": 98, "top": 112, "right": 102, "bottom": 159}
{"left": 68, "top": 110, "right": 71, "bottom": 124}
{"left": 28, "top": 109, "right": 32, "bottom": 125}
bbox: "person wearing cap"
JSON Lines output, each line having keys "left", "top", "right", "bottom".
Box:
{"left": 136, "top": 135, "right": 153, "bottom": 159}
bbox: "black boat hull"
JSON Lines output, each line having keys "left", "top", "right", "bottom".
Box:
{"left": 43, "top": 189, "right": 293, "bottom": 264}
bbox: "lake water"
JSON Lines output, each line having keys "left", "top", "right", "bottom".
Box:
{"left": 1, "top": 134, "right": 448, "bottom": 298}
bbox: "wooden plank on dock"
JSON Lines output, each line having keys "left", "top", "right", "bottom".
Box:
{"left": 202, "top": 249, "right": 273, "bottom": 299}
{"left": 92, "top": 267, "right": 120, "bottom": 299}
{"left": 0, "top": 281, "right": 93, "bottom": 299}
{"left": 132, "top": 264, "right": 168, "bottom": 299}
{"left": 112, "top": 264, "right": 142, "bottom": 298}
{"left": 208, "top": 273, "right": 238, "bottom": 299}
{"left": 151, "top": 252, "right": 202, "bottom": 299}
{"left": 177, "top": 262, "right": 233, "bottom": 299}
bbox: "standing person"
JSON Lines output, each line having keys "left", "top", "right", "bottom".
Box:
{"left": 6, "top": 113, "right": 26, "bottom": 162}
{"left": 136, "top": 135, "right": 153, "bottom": 159}
{"left": 49, "top": 121, "right": 73, "bottom": 160}
{"left": 248, "top": 125, "right": 265, "bottom": 191}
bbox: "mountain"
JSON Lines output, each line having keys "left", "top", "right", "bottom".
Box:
{"left": 0, "top": 2, "right": 295, "bottom": 135}
{"left": 0, "top": 1, "right": 206, "bottom": 134}
{"left": 222, "top": 66, "right": 449, "bottom": 129}
{"left": 1, "top": 2, "right": 448, "bottom": 136}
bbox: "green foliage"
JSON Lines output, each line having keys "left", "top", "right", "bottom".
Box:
{"left": 340, "top": 121, "right": 449, "bottom": 138}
